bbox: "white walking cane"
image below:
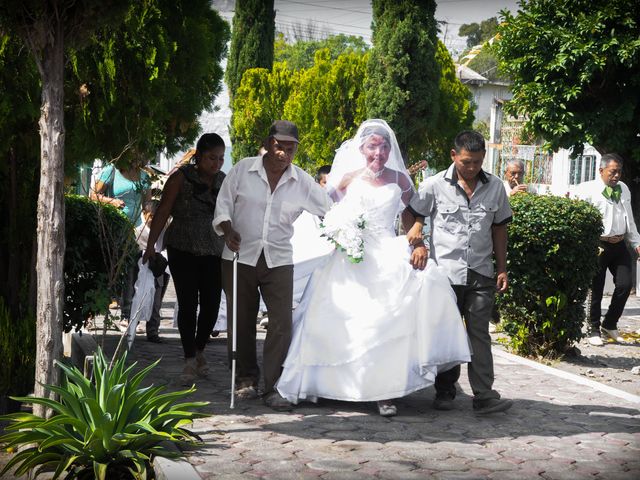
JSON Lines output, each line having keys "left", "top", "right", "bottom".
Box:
{"left": 230, "top": 251, "right": 239, "bottom": 409}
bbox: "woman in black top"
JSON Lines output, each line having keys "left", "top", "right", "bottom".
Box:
{"left": 144, "top": 133, "right": 226, "bottom": 384}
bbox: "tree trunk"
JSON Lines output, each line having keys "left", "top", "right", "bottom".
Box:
{"left": 33, "top": 20, "right": 66, "bottom": 418}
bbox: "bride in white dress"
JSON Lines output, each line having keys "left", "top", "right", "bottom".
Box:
{"left": 276, "top": 120, "right": 471, "bottom": 416}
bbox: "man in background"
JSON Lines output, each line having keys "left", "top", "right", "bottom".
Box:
{"left": 575, "top": 153, "right": 640, "bottom": 346}
{"left": 503, "top": 159, "right": 529, "bottom": 196}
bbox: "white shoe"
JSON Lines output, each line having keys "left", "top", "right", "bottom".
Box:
{"left": 377, "top": 401, "right": 397, "bottom": 417}
{"left": 601, "top": 328, "right": 624, "bottom": 343}
{"left": 588, "top": 335, "right": 604, "bottom": 346}
{"left": 259, "top": 317, "right": 269, "bottom": 328}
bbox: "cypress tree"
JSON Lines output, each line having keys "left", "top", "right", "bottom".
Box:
{"left": 225, "top": 0, "right": 275, "bottom": 100}
{"left": 226, "top": 0, "right": 275, "bottom": 161}
{"left": 366, "top": 0, "right": 441, "bottom": 162}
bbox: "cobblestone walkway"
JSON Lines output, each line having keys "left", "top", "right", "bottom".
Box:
{"left": 118, "top": 283, "right": 639, "bottom": 479}
{"left": 2, "top": 283, "right": 638, "bottom": 479}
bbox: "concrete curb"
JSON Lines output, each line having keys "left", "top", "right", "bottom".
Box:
{"left": 154, "top": 454, "right": 200, "bottom": 480}
{"left": 69, "top": 332, "right": 98, "bottom": 371}
{"left": 493, "top": 347, "right": 640, "bottom": 405}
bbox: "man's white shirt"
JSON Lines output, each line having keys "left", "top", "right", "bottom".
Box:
{"left": 213, "top": 155, "right": 332, "bottom": 268}
{"left": 575, "top": 178, "right": 640, "bottom": 248}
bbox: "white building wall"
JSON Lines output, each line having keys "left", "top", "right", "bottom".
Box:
{"left": 469, "top": 83, "right": 513, "bottom": 124}
{"left": 550, "top": 145, "right": 601, "bottom": 197}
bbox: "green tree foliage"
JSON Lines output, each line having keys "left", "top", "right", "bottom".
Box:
{"left": 0, "top": 34, "right": 40, "bottom": 314}
{"left": 497, "top": 194, "right": 602, "bottom": 357}
{"left": 458, "top": 17, "right": 505, "bottom": 81}
{"left": 232, "top": 33, "right": 471, "bottom": 173}
{"left": 458, "top": 17, "right": 498, "bottom": 48}
{"left": 231, "top": 47, "right": 368, "bottom": 171}
{"left": 494, "top": 0, "right": 640, "bottom": 165}
{"left": 0, "top": 35, "right": 40, "bottom": 414}
{"left": 225, "top": 0, "right": 275, "bottom": 100}
{"left": 366, "top": 0, "right": 441, "bottom": 161}
{"left": 66, "top": 0, "right": 229, "bottom": 167}
{"left": 466, "top": 46, "right": 504, "bottom": 82}
{"left": 231, "top": 63, "right": 299, "bottom": 161}
{"left": 64, "top": 195, "right": 136, "bottom": 333}
{"left": 274, "top": 32, "right": 368, "bottom": 70}
{"left": 284, "top": 49, "right": 368, "bottom": 171}
{"left": 425, "top": 41, "right": 475, "bottom": 170}
{"left": 0, "top": 0, "right": 131, "bottom": 417}
{"left": 0, "top": 1, "right": 228, "bottom": 412}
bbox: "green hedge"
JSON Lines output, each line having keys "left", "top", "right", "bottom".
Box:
{"left": 496, "top": 193, "right": 602, "bottom": 357}
{"left": 64, "top": 195, "right": 137, "bottom": 332}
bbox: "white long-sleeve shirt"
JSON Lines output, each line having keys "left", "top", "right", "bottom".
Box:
{"left": 575, "top": 178, "right": 640, "bottom": 248}
{"left": 213, "top": 155, "right": 332, "bottom": 267}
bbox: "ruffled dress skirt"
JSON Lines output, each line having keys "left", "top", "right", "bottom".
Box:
{"left": 277, "top": 233, "right": 471, "bottom": 403}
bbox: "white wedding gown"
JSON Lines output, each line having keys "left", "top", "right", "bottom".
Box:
{"left": 277, "top": 179, "right": 471, "bottom": 403}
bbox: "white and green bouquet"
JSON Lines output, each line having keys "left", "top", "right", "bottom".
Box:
{"left": 320, "top": 200, "right": 368, "bottom": 263}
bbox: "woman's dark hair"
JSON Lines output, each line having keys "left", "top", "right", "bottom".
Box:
{"left": 454, "top": 130, "right": 485, "bottom": 153}
{"left": 194, "top": 133, "right": 225, "bottom": 163}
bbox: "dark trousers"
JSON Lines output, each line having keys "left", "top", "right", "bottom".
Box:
{"left": 147, "top": 271, "right": 170, "bottom": 337}
{"left": 590, "top": 241, "right": 632, "bottom": 333}
{"left": 434, "top": 269, "right": 500, "bottom": 401}
{"left": 167, "top": 246, "right": 222, "bottom": 358}
{"left": 222, "top": 252, "right": 293, "bottom": 394}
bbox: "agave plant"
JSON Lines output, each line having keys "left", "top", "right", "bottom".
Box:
{"left": 0, "top": 347, "right": 208, "bottom": 479}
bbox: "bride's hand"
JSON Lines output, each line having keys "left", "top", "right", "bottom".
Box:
{"left": 410, "top": 244, "right": 428, "bottom": 270}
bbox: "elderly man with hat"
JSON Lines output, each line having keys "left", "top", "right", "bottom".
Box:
{"left": 214, "top": 120, "right": 332, "bottom": 410}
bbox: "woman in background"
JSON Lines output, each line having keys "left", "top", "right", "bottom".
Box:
{"left": 91, "top": 160, "right": 151, "bottom": 330}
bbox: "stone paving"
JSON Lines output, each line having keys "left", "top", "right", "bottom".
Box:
{"left": 103, "top": 281, "right": 639, "bottom": 479}
{"left": 2, "top": 281, "right": 639, "bottom": 479}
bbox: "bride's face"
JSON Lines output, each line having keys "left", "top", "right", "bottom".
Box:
{"left": 360, "top": 134, "right": 391, "bottom": 172}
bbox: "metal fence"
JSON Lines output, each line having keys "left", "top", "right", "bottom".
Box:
{"left": 491, "top": 144, "right": 554, "bottom": 185}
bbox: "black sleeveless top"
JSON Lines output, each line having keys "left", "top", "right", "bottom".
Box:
{"left": 165, "top": 164, "right": 225, "bottom": 256}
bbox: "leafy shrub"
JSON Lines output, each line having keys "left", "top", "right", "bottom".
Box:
{"left": 496, "top": 193, "right": 602, "bottom": 357}
{"left": 0, "top": 347, "right": 208, "bottom": 480}
{"left": 0, "top": 298, "right": 36, "bottom": 414}
{"left": 64, "top": 195, "right": 137, "bottom": 332}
